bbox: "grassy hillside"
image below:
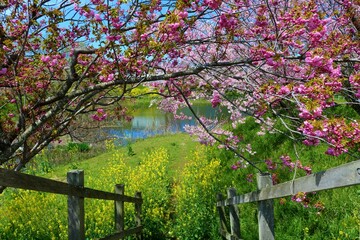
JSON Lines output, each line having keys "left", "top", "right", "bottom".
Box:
{"left": 1, "top": 129, "right": 360, "bottom": 239}
{"left": 31, "top": 133, "right": 197, "bottom": 181}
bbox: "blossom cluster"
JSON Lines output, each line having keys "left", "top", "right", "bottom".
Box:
{"left": 91, "top": 109, "right": 108, "bottom": 121}
{"left": 262, "top": 156, "right": 312, "bottom": 177}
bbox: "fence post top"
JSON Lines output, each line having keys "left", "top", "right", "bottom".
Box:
{"left": 67, "top": 170, "right": 84, "bottom": 187}
{"left": 257, "top": 172, "right": 273, "bottom": 189}
{"left": 227, "top": 188, "right": 237, "bottom": 196}
{"left": 135, "top": 191, "right": 142, "bottom": 198}
{"left": 67, "top": 169, "right": 84, "bottom": 174}
{"left": 256, "top": 172, "right": 271, "bottom": 177}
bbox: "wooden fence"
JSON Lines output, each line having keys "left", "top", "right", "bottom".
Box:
{"left": 0, "top": 168, "right": 143, "bottom": 240}
{"left": 216, "top": 159, "right": 360, "bottom": 240}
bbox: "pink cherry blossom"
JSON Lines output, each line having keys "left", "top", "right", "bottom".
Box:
{"left": 91, "top": 108, "right": 108, "bottom": 121}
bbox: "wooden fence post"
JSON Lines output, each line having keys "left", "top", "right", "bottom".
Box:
{"left": 135, "top": 191, "right": 142, "bottom": 240}
{"left": 216, "top": 193, "right": 228, "bottom": 240}
{"left": 228, "top": 188, "right": 241, "bottom": 239}
{"left": 67, "top": 170, "right": 85, "bottom": 240}
{"left": 115, "top": 184, "right": 125, "bottom": 234}
{"left": 257, "top": 173, "right": 275, "bottom": 240}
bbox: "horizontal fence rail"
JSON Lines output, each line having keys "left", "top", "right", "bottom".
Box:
{"left": 0, "top": 168, "right": 141, "bottom": 203}
{"left": 217, "top": 159, "right": 360, "bottom": 207}
{"left": 0, "top": 168, "right": 143, "bottom": 240}
{"left": 216, "top": 159, "right": 360, "bottom": 240}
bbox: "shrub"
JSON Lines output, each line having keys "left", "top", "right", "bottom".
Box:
{"left": 26, "top": 149, "right": 54, "bottom": 174}
{"left": 67, "top": 142, "right": 90, "bottom": 152}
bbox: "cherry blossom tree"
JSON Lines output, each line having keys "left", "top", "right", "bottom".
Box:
{"left": 0, "top": 0, "right": 359, "bottom": 178}
{"left": 156, "top": 0, "right": 360, "bottom": 172}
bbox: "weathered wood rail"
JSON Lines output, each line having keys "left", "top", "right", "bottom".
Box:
{"left": 0, "top": 168, "right": 143, "bottom": 240}
{"left": 216, "top": 159, "right": 360, "bottom": 240}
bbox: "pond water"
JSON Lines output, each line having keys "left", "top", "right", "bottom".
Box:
{"left": 103, "top": 103, "right": 225, "bottom": 145}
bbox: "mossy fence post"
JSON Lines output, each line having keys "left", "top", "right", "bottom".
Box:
{"left": 256, "top": 173, "right": 275, "bottom": 240}
{"left": 135, "top": 191, "right": 142, "bottom": 240}
{"left": 216, "top": 193, "right": 229, "bottom": 240}
{"left": 115, "top": 184, "right": 125, "bottom": 233}
{"left": 228, "top": 188, "right": 241, "bottom": 239}
{"left": 67, "top": 170, "right": 85, "bottom": 240}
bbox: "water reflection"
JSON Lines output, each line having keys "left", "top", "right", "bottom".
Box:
{"left": 104, "top": 103, "right": 225, "bottom": 145}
